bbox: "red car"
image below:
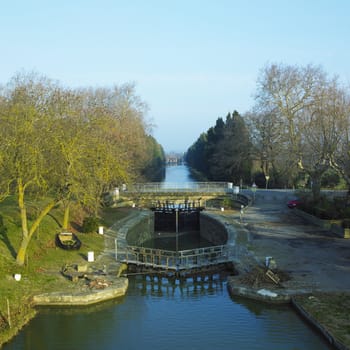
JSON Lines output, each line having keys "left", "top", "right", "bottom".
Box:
{"left": 287, "top": 199, "right": 301, "bottom": 208}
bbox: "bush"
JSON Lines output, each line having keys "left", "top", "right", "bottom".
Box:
{"left": 82, "top": 216, "right": 99, "bottom": 233}
{"left": 222, "top": 197, "right": 233, "bottom": 209}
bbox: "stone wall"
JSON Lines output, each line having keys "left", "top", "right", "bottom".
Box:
{"left": 293, "top": 209, "right": 346, "bottom": 237}
{"left": 200, "top": 213, "right": 228, "bottom": 245}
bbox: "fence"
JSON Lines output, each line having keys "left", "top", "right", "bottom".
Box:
{"left": 116, "top": 243, "right": 233, "bottom": 270}
{"left": 124, "top": 182, "right": 234, "bottom": 193}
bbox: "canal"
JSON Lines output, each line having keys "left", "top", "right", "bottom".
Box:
{"left": 4, "top": 165, "right": 333, "bottom": 350}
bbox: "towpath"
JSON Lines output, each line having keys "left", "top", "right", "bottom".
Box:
{"left": 224, "top": 189, "right": 350, "bottom": 292}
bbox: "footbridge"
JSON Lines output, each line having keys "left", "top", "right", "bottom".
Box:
{"left": 116, "top": 182, "right": 249, "bottom": 208}
{"left": 125, "top": 182, "right": 233, "bottom": 193}
{"left": 116, "top": 244, "right": 235, "bottom": 271}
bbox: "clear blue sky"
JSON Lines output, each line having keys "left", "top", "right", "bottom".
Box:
{"left": 1, "top": 0, "right": 350, "bottom": 152}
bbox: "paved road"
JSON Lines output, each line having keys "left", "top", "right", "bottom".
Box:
{"left": 228, "top": 189, "right": 350, "bottom": 292}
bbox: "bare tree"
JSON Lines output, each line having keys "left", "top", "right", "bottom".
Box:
{"left": 253, "top": 63, "right": 339, "bottom": 196}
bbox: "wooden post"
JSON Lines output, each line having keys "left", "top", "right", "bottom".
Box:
{"left": 7, "top": 298, "right": 11, "bottom": 328}
{"left": 175, "top": 209, "right": 179, "bottom": 253}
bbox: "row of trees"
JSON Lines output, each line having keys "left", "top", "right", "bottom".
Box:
{"left": 0, "top": 72, "right": 165, "bottom": 265}
{"left": 186, "top": 63, "right": 350, "bottom": 201}
{"left": 185, "top": 111, "right": 251, "bottom": 183}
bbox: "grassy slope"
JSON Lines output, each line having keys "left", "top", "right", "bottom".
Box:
{"left": 293, "top": 293, "right": 350, "bottom": 349}
{"left": 0, "top": 197, "right": 131, "bottom": 346}
{"left": 1, "top": 198, "right": 349, "bottom": 349}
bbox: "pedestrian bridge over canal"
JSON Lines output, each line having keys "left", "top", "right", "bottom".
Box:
{"left": 115, "top": 182, "right": 250, "bottom": 208}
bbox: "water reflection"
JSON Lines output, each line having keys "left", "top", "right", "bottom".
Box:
{"left": 35, "top": 296, "right": 126, "bottom": 316}
{"left": 7, "top": 275, "right": 331, "bottom": 350}
{"left": 163, "top": 164, "right": 194, "bottom": 184}
{"left": 131, "top": 274, "right": 225, "bottom": 299}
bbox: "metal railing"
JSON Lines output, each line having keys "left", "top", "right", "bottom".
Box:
{"left": 116, "top": 244, "right": 233, "bottom": 270}
{"left": 124, "top": 182, "right": 234, "bottom": 193}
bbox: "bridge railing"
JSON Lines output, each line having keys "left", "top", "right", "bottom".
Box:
{"left": 118, "top": 244, "right": 233, "bottom": 270}
{"left": 125, "top": 182, "right": 234, "bottom": 193}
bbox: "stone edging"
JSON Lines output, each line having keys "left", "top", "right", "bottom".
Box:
{"left": 227, "top": 278, "right": 349, "bottom": 350}
{"left": 291, "top": 298, "right": 348, "bottom": 350}
{"left": 32, "top": 278, "right": 128, "bottom": 306}
{"left": 293, "top": 208, "right": 345, "bottom": 237}
{"left": 227, "top": 277, "right": 291, "bottom": 304}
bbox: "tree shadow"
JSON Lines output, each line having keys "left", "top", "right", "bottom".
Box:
{"left": 47, "top": 213, "right": 62, "bottom": 230}
{"left": 0, "top": 228, "right": 17, "bottom": 259}
{"left": 71, "top": 221, "right": 83, "bottom": 233}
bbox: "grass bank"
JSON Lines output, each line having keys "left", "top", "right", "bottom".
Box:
{"left": 0, "top": 197, "right": 131, "bottom": 347}
{"left": 293, "top": 293, "right": 350, "bottom": 350}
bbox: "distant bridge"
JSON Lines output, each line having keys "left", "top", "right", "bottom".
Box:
{"left": 123, "top": 182, "right": 236, "bottom": 193}
{"left": 113, "top": 182, "right": 249, "bottom": 208}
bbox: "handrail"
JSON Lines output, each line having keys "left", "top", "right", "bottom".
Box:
{"left": 123, "top": 182, "right": 234, "bottom": 193}
{"left": 117, "top": 244, "right": 233, "bottom": 270}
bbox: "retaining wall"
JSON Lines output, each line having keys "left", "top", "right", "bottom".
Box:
{"left": 32, "top": 278, "right": 128, "bottom": 306}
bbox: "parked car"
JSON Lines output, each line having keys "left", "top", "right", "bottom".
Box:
{"left": 287, "top": 199, "right": 301, "bottom": 209}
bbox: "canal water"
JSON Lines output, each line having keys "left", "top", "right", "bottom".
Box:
{"left": 4, "top": 165, "right": 332, "bottom": 350}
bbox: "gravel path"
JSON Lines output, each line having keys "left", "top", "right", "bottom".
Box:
{"left": 226, "top": 190, "right": 350, "bottom": 292}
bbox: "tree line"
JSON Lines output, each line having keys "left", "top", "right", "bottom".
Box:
{"left": 185, "top": 111, "right": 251, "bottom": 184}
{"left": 0, "top": 72, "right": 165, "bottom": 265}
{"left": 186, "top": 62, "right": 350, "bottom": 200}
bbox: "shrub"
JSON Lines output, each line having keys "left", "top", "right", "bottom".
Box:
{"left": 82, "top": 216, "right": 99, "bottom": 233}
{"left": 222, "top": 197, "right": 233, "bottom": 209}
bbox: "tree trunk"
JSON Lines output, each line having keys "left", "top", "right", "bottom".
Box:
{"left": 62, "top": 203, "right": 70, "bottom": 230}
{"left": 16, "top": 190, "right": 58, "bottom": 266}
{"left": 16, "top": 235, "right": 30, "bottom": 266}
{"left": 311, "top": 174, "right": 322, "bottom": 202}
{"left": 16, "top": 179, "right": 29, "bottom": 266}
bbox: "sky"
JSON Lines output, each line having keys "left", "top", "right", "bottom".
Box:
{"left": 1, "top": 0, "right": 350, "bottom": 152}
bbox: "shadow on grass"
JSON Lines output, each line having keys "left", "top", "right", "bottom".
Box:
{"left": 79, "top": 253, "right": 89, "bottom": 261}
{"left": 47, "top": 213, "right": 62, "bottom": 230}
{"left": 71, "top": 221, "right": 83, "bottom": 233}
{"left": 0, "top": 228, "right": 17, "bottom": 259}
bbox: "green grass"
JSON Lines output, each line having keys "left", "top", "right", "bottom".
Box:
{"left": 0, "top": 197, "right": 130, "bottom": 346}
{"left": 294, "top": 293, "right": 350, "bottom": 348}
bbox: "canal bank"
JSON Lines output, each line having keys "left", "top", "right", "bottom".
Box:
{"left": 27, "top": 201, "right": 348, "bottom": 349}
{"left": 219, "top": 189, "right": 350, "bottom": 350}
{"left": 2, "top": 165, "right": 348, "bottom": 350}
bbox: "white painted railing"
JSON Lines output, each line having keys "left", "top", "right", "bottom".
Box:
{"left": 124, "top": 182, "right": 234, "bottom": 193}
{"left": 116, "top": 244, "right": 234, "bottom": 270}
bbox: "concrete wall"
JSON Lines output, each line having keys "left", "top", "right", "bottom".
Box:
{"left": 293, "top": 209, "right": 345, "bottom": 237}
{"left": 200, "top": 213, "right": 228, "bottom": 245}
